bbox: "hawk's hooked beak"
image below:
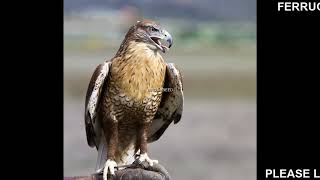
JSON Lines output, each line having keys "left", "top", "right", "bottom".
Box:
{"left": 163, "top": 30, "right": 173, "bottom": 49}
{"left": 150, "top": 29, "right": 173, "bottom": 53}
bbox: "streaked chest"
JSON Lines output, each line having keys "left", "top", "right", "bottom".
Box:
{"left": 110, "top": 42, "right": 166, "bottom": 102}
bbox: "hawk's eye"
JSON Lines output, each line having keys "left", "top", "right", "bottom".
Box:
{"left": 150, "top": 27, "right": 157, "bottom": 32}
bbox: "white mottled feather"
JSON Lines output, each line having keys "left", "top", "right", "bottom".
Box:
{"left": 88, "top": 62, "right": 110, "bottom": 120}
{"left": 85, "top": 61, "right": 111, "bottom": 171}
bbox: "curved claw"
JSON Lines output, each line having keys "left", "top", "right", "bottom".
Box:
{"left": 138, "top": 153, "right": 158, "bottom": 167}
{"left": 127, "top": 159, "right": 171, "bottom": 180}
{"left": 103, "top": 159, "right": 117, "bottom": 180}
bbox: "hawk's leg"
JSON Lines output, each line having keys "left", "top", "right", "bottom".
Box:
{"left": 102, "top": 114, "right": 118, "bottom": 180}
{"left": 136, "top": 121, "right": 158, "bottom": 166}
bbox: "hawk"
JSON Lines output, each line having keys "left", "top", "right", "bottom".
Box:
{"left": 84, "top": 20, "right": 184, "bottom": 180}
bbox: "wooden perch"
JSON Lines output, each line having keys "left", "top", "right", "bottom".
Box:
{"left": 64, "top": 163, "right": 171, "bottom": 180}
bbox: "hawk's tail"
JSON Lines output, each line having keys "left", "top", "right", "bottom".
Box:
{"left": 95, "top": 132, "right": 107, "bottom": 171}
{"left": 95, "top": 132, "right": 137, "bottom": 171}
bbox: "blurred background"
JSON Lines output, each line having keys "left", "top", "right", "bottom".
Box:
{"left": 64, "top": 0, "right": 256, "bottom": 179}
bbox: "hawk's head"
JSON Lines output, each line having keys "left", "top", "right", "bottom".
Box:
{"left": 124, "top": 19, "right": 173, "bottom": 53}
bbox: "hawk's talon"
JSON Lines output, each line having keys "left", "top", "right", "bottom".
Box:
{"left": 103, "top": 159, "right": 117, "bottom": 180}
{"left": 137, "top": 153, "right": 158, "bottom": 167}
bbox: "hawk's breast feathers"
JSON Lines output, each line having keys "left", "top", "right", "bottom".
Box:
{"left": 110, "top": 41, "right": 166, "bottom": 102}
{"left": 84, "top": 59, "right": 183, "bottom": 148}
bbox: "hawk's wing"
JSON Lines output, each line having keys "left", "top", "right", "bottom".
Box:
{"left": 148, "top": 63, "right": 184, "bottom": 143}
{"left": 84, "top": 61, "right": 111, "bottom": 148}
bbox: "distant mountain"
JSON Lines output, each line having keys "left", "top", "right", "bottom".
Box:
{"left": 64, "top": 0, "right": 256, "bottom": 22}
